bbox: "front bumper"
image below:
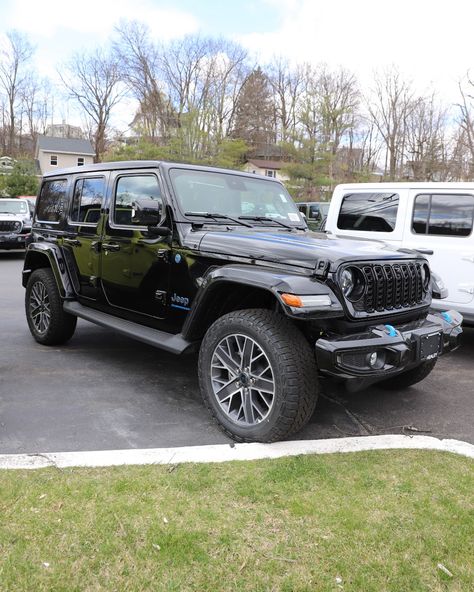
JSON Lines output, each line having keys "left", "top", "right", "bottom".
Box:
{"left": 315, "top": 310, "right": 463, "bottom": 381}
{"left": 0, "top": 233, "right": 29, "bottom": 249}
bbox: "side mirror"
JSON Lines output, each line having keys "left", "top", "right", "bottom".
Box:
{"left": 431, "top": 272, "right": 448, "bottom": 299}
{"left": 147, "top": 225, "right": 171, "bottom": 238}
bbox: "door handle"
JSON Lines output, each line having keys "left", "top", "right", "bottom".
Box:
{"left": 63, "top": 238, "right": 81, "bottom": 246}
{"left": 415, "top": 248, "right": 434, "bottom": 255}
{"left": 102, "top": 242, "right": 121, "bottom": 252}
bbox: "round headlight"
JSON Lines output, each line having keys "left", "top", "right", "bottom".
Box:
{"left": 14, "top": 221, "right": 22, "bottom": 231}
{"left": 341, "top": 268, "right": 354, "bottom": 297}
{"left": 420, "top": 263, "right": 430, "bottom": 291}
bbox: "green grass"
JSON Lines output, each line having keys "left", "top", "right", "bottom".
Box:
{"left": 0, "top": 450, "right": 472, "bottom": 591}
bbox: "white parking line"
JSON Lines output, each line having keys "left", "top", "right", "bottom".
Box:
{"left": 0, "top": 435, "right": 473, "bottom": 470}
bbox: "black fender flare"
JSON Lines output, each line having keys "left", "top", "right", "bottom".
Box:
{"left": 22, "top": 243, "right": 75, "bottom": 299}
{"left": 182, "top": 263, "right": 342, "bottom": 340}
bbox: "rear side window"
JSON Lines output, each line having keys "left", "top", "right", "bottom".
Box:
{"left": 70, "top": 177, "right": 105, "bottom": 224}
{"left": 36, "top": 179, "right": 68, "bottom": 223}
{"left": 337, "top": 192, "right": 399, "bottom": 232}
{"left": 412, "top": 194, "right": 474, "bottom": 236}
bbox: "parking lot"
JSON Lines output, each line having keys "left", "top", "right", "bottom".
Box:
{"left": 1, "top": 250, "right": 473, "bottom": 454}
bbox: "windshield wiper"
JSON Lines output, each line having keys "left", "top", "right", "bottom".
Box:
{"left": 184, "top": 212, "right": 253, "bottom": 228}
{"left": 238, "top": 215, "right": 299, "bottom": 230}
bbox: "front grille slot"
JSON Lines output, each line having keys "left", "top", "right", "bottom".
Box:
{"left": 0, "top": 221, "right": 19, "bottom": 233}
{"left": 352, "top": 261, "right": 424, "bottom": 314}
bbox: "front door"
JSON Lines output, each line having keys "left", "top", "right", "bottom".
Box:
{"left": 100, "top": 171, "right": 170, "bottom": 320}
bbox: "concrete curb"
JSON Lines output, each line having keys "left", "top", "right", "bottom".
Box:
{"left": 0, "top": 435, "right": 473, "bottom": 470}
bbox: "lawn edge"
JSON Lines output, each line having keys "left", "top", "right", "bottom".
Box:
{"left": 0, "top": 434, "right": 473, "bottom": 470}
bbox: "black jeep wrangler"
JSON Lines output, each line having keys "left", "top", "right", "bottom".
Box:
{"left": 23, "top": 161, "right": 462, "bottom": 442}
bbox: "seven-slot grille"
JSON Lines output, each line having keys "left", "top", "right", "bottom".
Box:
{"left": 352, "top": 261, "right": 424, "bottom": 313}
{"left": 0, "top": 220, "right": 21, "bottom": 233}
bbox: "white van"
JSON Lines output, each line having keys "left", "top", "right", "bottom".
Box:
{"left": 325, "top": 183, "right": 474, "bottom": 324}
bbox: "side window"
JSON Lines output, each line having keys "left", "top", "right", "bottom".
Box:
{"left": 36, "top": 179, "right": 68, "bottom": 223}
{"left": 114, "top": 175, "right": 162, "bottom": 227}
{"left": 412, "top": 194, "right": 474, "bottom": 237}
{"left": 337, "top": 192, "right": 399, "bottom": 232}
{"left": 70, "top": 177, "right": 105, "bottom": 224}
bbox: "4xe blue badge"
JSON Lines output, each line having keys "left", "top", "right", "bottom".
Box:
{"left": 174, "top": 254, "right": 182, "bottom": 264}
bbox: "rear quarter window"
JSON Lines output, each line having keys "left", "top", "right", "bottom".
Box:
{"left": 36, "top": 179, "right": 68, "bottom": 223}
{"left": 337, "top": 192, "right": 399, "bottom": 232}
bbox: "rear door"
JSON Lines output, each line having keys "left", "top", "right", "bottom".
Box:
{"left": 402, "top": 191, "right": 474, "bottom": 305}
{"left": 62, "top": 173, "right": 108, "bottom": 300}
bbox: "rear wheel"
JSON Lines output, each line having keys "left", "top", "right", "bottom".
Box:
{"left": 25, "top": 268, "right": 77, "bottom": 345}
{"left": 198, "top": 309, "right": 319, "bottom": 442}
{"left": 379, "top": 359, "right": 437, "bottom": 390}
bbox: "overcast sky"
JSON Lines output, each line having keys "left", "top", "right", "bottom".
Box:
{"left": 1, "top": 0, "right": 474, "bottom": 129}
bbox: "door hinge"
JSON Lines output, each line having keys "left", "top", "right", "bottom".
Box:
{"left": 154, "top": 290, "right": 166, "bottom": 303}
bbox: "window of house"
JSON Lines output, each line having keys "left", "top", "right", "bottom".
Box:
{"left": 36, "top": 180, "right": 68, "bottom": 223}
{"left": 337, "top": 192, "right": 399, "bottom": 232}
{"left": 70, "top": 177, "right": 105, "bottom": 224}
{"left": 412, "top": 194, "right": 474, "bottom": 237}
{"left": 265, "top": 170, "right": 276, "bottom": 178}
{"left": 77, "top": 157, "right": 85, "bottom": 166}
{"left": 50, "top": 155, "right": 58, "bottom": 166}
{"left": 113, "top": 175, "right": 162, "bottom": 226}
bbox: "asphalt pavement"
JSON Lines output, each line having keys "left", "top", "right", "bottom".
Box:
{"left": 1, "top": 251, "right": 473, "bottom": 454}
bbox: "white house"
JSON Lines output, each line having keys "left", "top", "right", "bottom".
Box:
{"left": 243, "top": 159, "right": 290, "bottom": 183}
{"left": 35, "top": 136, "right": 95, "bottom": 175}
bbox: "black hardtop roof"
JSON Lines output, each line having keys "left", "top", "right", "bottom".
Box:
{"left": 42, "top": 160, "right": 284, "bottom": 184}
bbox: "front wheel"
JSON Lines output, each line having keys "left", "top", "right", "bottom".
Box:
{"left": 379, "top": 359, "right": 437, "bottom": 390}
{"left": 198, "top": 309, "right": 319, "bottom": 442}
{"left": 25, "top": 268, "right": 77, "bottom": 345}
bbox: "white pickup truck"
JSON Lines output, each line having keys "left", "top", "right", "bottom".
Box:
{"left": 324, "top": 183, "right": 474, "bottom": 325}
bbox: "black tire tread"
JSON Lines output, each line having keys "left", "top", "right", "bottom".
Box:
{"left": 198, "top": 309, "right": 318, "bottom": 443}
{"left": 25, "top": 268, "right": 77, "bottom": 346}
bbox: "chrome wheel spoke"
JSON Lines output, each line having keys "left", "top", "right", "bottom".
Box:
{"left": 210, "top": 333, "right": 275, "bottom": 427}
{"left": 29, "top": 281, "right": 51, "bottom": 335}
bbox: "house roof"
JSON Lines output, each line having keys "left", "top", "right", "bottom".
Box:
{"left": 37, "top": 135, "right": 95, "bottom": 155}
{"left": 246, "top": 159, "right": 288, "bottom": 170}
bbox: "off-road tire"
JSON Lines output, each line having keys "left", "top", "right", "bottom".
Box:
{"left": 198, "top": 309, "right": 319, "bottom": 442}
{"left": 379, "top": 359, "right": 437, "bottom": 390}
{"left": 25, "top": 268, "right": 77, "bottom": 345}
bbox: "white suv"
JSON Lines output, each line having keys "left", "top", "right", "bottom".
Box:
{"left": 325, "top": 183, "right": 474, "bottom": 325}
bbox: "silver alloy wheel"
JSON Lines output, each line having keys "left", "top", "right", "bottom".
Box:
{"left": 210, "top": 333, "right": 275, "bottom": 426}
{"left": 29, "top": 281, "right": 51, "bottom": 335}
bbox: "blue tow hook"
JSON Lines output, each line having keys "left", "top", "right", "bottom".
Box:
{"left": 441, "top": 311, "right": 453, "bottom": 323}
{"left": 384, "top": 324, "right": 398, "bottom": 337}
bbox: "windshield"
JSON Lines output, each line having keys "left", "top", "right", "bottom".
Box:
{"left": 169, "top": 169, "right": 305, "bottom": 228}
{"left": 0, "top": 200, "right": 28, "bottom": 214}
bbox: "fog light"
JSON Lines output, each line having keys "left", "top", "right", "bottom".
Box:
{"left": 366, "top": 350, "right": 386, "bottom": 370}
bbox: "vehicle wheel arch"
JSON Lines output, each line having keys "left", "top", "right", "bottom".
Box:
{"left": 183, "top": 278, "right": 282, "bottom": 341}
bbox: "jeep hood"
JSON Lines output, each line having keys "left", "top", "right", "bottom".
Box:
{"left": 193, "top": 229, "right": 421, "bottom": 270}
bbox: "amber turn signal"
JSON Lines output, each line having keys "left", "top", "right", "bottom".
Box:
{"left": 281, "top": 293, "right": 303, "bottom": 307}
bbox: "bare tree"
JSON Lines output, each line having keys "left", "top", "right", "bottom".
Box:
{"left": 114, "top": 21, "right": 175, "bottom": 141}
{"left": 367, "top": 67, "right": 415, "bottom": 180}
{"left": 0, "top": 30, "right": 34, "bottom": 154}
{"left": 59, "top": 49, "right": 124, "bottom": 160}
{"left": 317, "top": 66, "right": 359, "bottom": 183}
{"left": 268, "top": 58, "right": 304, "bottom": 144}
{"left": 456, "top": 74, "right": 474, "bottom": 178}
{"left": 404, "top": 94, "right": 448, "bottom": 180}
